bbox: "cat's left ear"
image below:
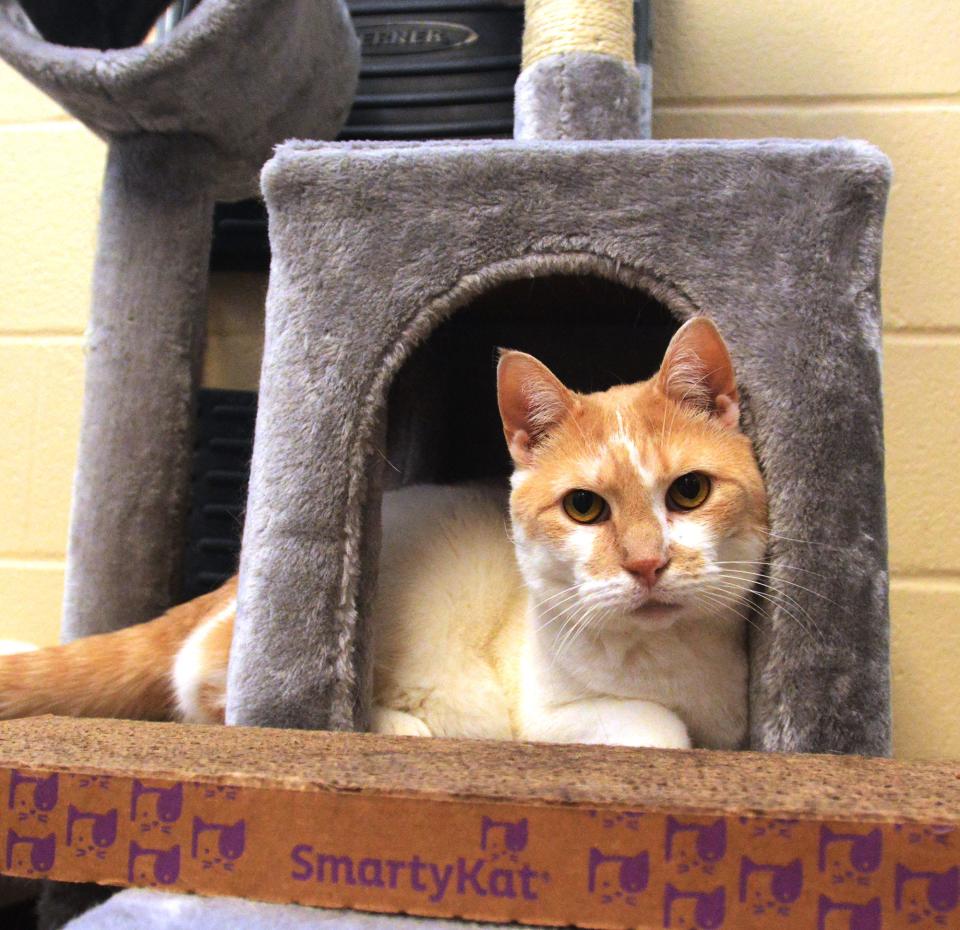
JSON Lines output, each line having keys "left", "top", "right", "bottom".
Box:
{"left": 656, "top": 318, "right": 740, "bottom": 429}
{"left": 497, "top": 350, "right": 575, "bottom": 466}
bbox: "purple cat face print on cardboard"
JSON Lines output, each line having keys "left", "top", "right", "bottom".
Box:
{"left": 191, "top": 816, "right": 246, "bottom": 861}
{"left": 817, "top": 895, "right": 881, "bottom": 930}
{"left": 739, "top": 856, "right": 803, "bottom": 906}
{"left": 127, "top": 840, "right": 180, "bottom": 886}
{"left": 588, "top": 848, "right": 649, "bottom": 896}
{"left": 666, "top": 816, "right": 727, "bottom": 864}
{"left": 67, "top": 804, "right": 118, "bottom": 850}
{"left": 663, "top": 884, "right": 725, "bottom": 929}
{"left": 6, "top": 829, "right": 56, "bottom": 873}
{"left": 819, "top": 826, "right": 882, "bottom": 874}
{"left": 895, "top": 863, "right": 959, "bottom": 914}
{"left": 480, "top": 816, "right": 528, "bottom": 853}
{"left": 130, "top": 780, "right": 183, "bottom": 824}
{"left": 8, "top": 770, "right": 58, "bottom": 813}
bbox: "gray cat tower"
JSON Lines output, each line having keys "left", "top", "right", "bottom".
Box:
{"left": 233, "top": 136, "right": 891, "bottom": 756}
{"left": 1, "top": 0, "right": 891, "bottom": 928}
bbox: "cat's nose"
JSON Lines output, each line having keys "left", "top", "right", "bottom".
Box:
{"left": 623, "top": 555, "right": 670, "bottom": 588}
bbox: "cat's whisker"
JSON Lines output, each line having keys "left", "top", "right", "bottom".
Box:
{"left": 555, "top": 614, "right": 588, "bottom": 660}
{"left": 714, "top": 560, "right": 829, "bottom": 580}
{"left": 588, "top": 608, "right": 613, "bottom": 643}
{"left": 550, "top": 605, "right": 589, "bottom": 662}
{"left": 758, "top": 527, "right": 855, "bottom": 553}
{"left": 533, "top": 587, "right": 587, "bottom": 629}
{"left": 694, "top": 590, "right": 763, "bottom": 635}
{"left": 535, "top": 599, "right": 582, "bottom": 633}
{"left": 557, "top": 592, "right": 611, "bottom": 650}
{"left": 709, "top": 572, "right": 810, "bottom": 616}
{"left": 536, "top": 610, "right": 578, "bottom": 634}
{"left": 531, "top": 584, "right": 582, "bottom": 612}
{"left": 697, "top": 596, "right": 759, "bottom": 634}
{"left": 712, "top": 564, "right": 832, "bottom": 600}
{"left": 696, "top": 588, "right": 773, "bottom": 640}
{"left": 713, "top": 568, "right": 841, "bottom": 609}
{"left": 555, "top": 602, "right": 608, "bottom": 662}
{"left": 706, "top": 579, "right": 824, "bottom": 648}
{"left": 712, "top": 573, "right": 814, "bottom": 623}
{"left": 710, "top": 581, "right": 814, "bottom": 637}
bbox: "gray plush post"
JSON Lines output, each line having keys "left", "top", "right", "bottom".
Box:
{"left": 513, "top": 0, "right": 651, "bottom": 140}
{"left": 230, "top": 138, "right": 891, "bottom": 759}
{"left": 63, "top": 133, "right": 216, "bottom": 635}
{"left": 514, "top": 52, "right": 650, "bottom": 140}
{"left": 0, "top": 0, "right": 359, "bottom": 640}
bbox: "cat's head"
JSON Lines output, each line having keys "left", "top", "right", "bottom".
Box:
{"left": 498, "top": 318, "right": 767, "bottom": 634}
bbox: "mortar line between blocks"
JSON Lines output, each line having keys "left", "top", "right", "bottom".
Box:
{"left": 890, "top": 574, "right": 960, "bottom": 593}
{"left": 0, "top": 333, "right": 86, "bottom": 344}
{"left": 0, "top": 556, "right": 67, "bottom": 571}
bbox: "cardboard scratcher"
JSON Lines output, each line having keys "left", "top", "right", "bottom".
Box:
{"left": 1, "top": 717, "right": 959, "bottom": 930}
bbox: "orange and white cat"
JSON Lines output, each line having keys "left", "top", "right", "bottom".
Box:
{"left": 0, "top": 318, "right": 767, "bottom": 749}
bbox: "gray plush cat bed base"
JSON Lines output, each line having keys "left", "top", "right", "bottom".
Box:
{"left": 228, "top": 137, "right": 891, "bottom": 761}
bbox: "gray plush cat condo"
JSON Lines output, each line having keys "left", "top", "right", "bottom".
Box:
{"left": 235, "top": 136, "right": 892, "bottom": 755}
{"left": 229, "top": 0, "right": 891, "bottom": 759}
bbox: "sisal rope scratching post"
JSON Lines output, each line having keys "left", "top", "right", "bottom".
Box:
{"left": 515, "top": 0, "right": 649, "bottom": 140}
{"left": 521, "top": 0, "right": 634, "bottom": 69}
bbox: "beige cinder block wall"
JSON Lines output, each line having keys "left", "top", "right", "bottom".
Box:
{"left": 0, "top": 1, "right": 957, "bottom": 760}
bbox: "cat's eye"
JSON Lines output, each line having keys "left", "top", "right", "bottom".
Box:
{"left": 562, "top": 490, "right": 609, "bottom": 524}
{"left": 667, "top": 472, "right": 711, "bottom": 510}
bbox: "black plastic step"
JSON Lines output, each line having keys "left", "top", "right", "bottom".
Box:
{"left": 181, "top": 389, "right": 257, "bottom": 600}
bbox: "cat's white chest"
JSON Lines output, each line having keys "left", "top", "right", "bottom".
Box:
{"left": 527, "top": 619, "right": 748, "bottom": 750}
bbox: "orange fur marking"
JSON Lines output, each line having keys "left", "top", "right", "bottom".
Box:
{"left": 0, "top": 578, "right": 237, "bottom": 721}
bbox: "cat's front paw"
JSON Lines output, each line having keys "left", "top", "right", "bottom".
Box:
{"left": 606, "top": 700, "right": 692, "bottom": 749}
{"left": 614, "top": 713, "right": 692, "bottom": 750}
{"left": 371, "top": 706, "right": 432, "bottom": 738}
{"left": 537, "top": 697, "right": 692, "bottom": 750}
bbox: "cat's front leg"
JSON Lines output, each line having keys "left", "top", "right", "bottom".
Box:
{"left": 528, "top": 698, "right": 691, "bottom": 749}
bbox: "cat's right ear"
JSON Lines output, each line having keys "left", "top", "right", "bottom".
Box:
{"left": 497, "top": 350, "right": 575, "bottom": 466}
{"left": 656, "top": 318, "right": 741, "bottom": 429}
